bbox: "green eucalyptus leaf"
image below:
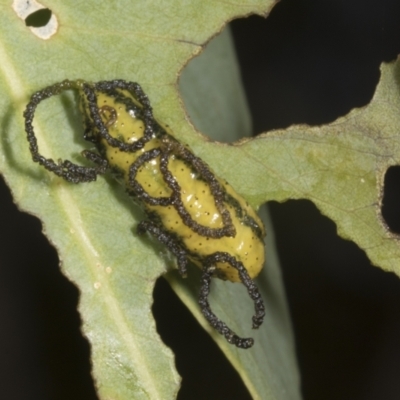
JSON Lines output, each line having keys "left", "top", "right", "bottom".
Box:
{"left": 1, "top": 1, "right": 301, "bottom": 400}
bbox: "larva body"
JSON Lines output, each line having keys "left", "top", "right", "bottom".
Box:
{"left": 24, "top": 79, "right": 266, "bottom": 348}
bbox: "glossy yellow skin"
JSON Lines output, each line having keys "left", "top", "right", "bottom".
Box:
{"left": 86, "top": 90, "right": 265, "bottom": 282}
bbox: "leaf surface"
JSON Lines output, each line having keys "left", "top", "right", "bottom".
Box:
{"left": 0, "top": 1, "right": 301, "bottom": 400}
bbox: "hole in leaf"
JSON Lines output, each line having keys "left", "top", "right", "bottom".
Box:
{"left": 152, "top": 277, "right": 251, "bottom": 400}
{"left": 12, "top": 0, "right": 58, "bottom": 39}
{"left": 230, "top": 0, "right": 400, "bottom": 134}
{"left": 25, "top": 8, "right": 52, "bottom": 27}
{"left": 381, "top": 166, "right": 400, "bottom": 233}
{"left": 269, "top": 199, "right": 400, "bottom": 400}
{"left": 179, "top": 28, "right": 251, "bottom": 144}
{"left": 0, "top": 176, "right": 98, "bottom": 399}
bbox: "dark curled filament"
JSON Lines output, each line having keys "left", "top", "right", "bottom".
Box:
{"left": 199, "top": 252, "right": 265, "bottom": 349}
{"left": 23, "top": 80, "right": 108, "bottom": 183}
{"left": 127, "top": 138, "right": 236, "bottom": 239}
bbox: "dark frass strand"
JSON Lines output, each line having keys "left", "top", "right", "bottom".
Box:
{"left": 23, "top": 79, "right": 266, "bottom": 349}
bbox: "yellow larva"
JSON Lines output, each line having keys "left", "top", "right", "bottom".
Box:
{"left": 24, "top": 79, "right": 266, "bottom": 348}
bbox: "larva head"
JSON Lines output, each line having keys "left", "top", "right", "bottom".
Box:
{"left": 80, "top": 85, "right": 149, "bottom": 146}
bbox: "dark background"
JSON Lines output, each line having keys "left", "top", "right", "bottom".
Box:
{"left": 2, "top": 0, "right": 400, "bottom": 399}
